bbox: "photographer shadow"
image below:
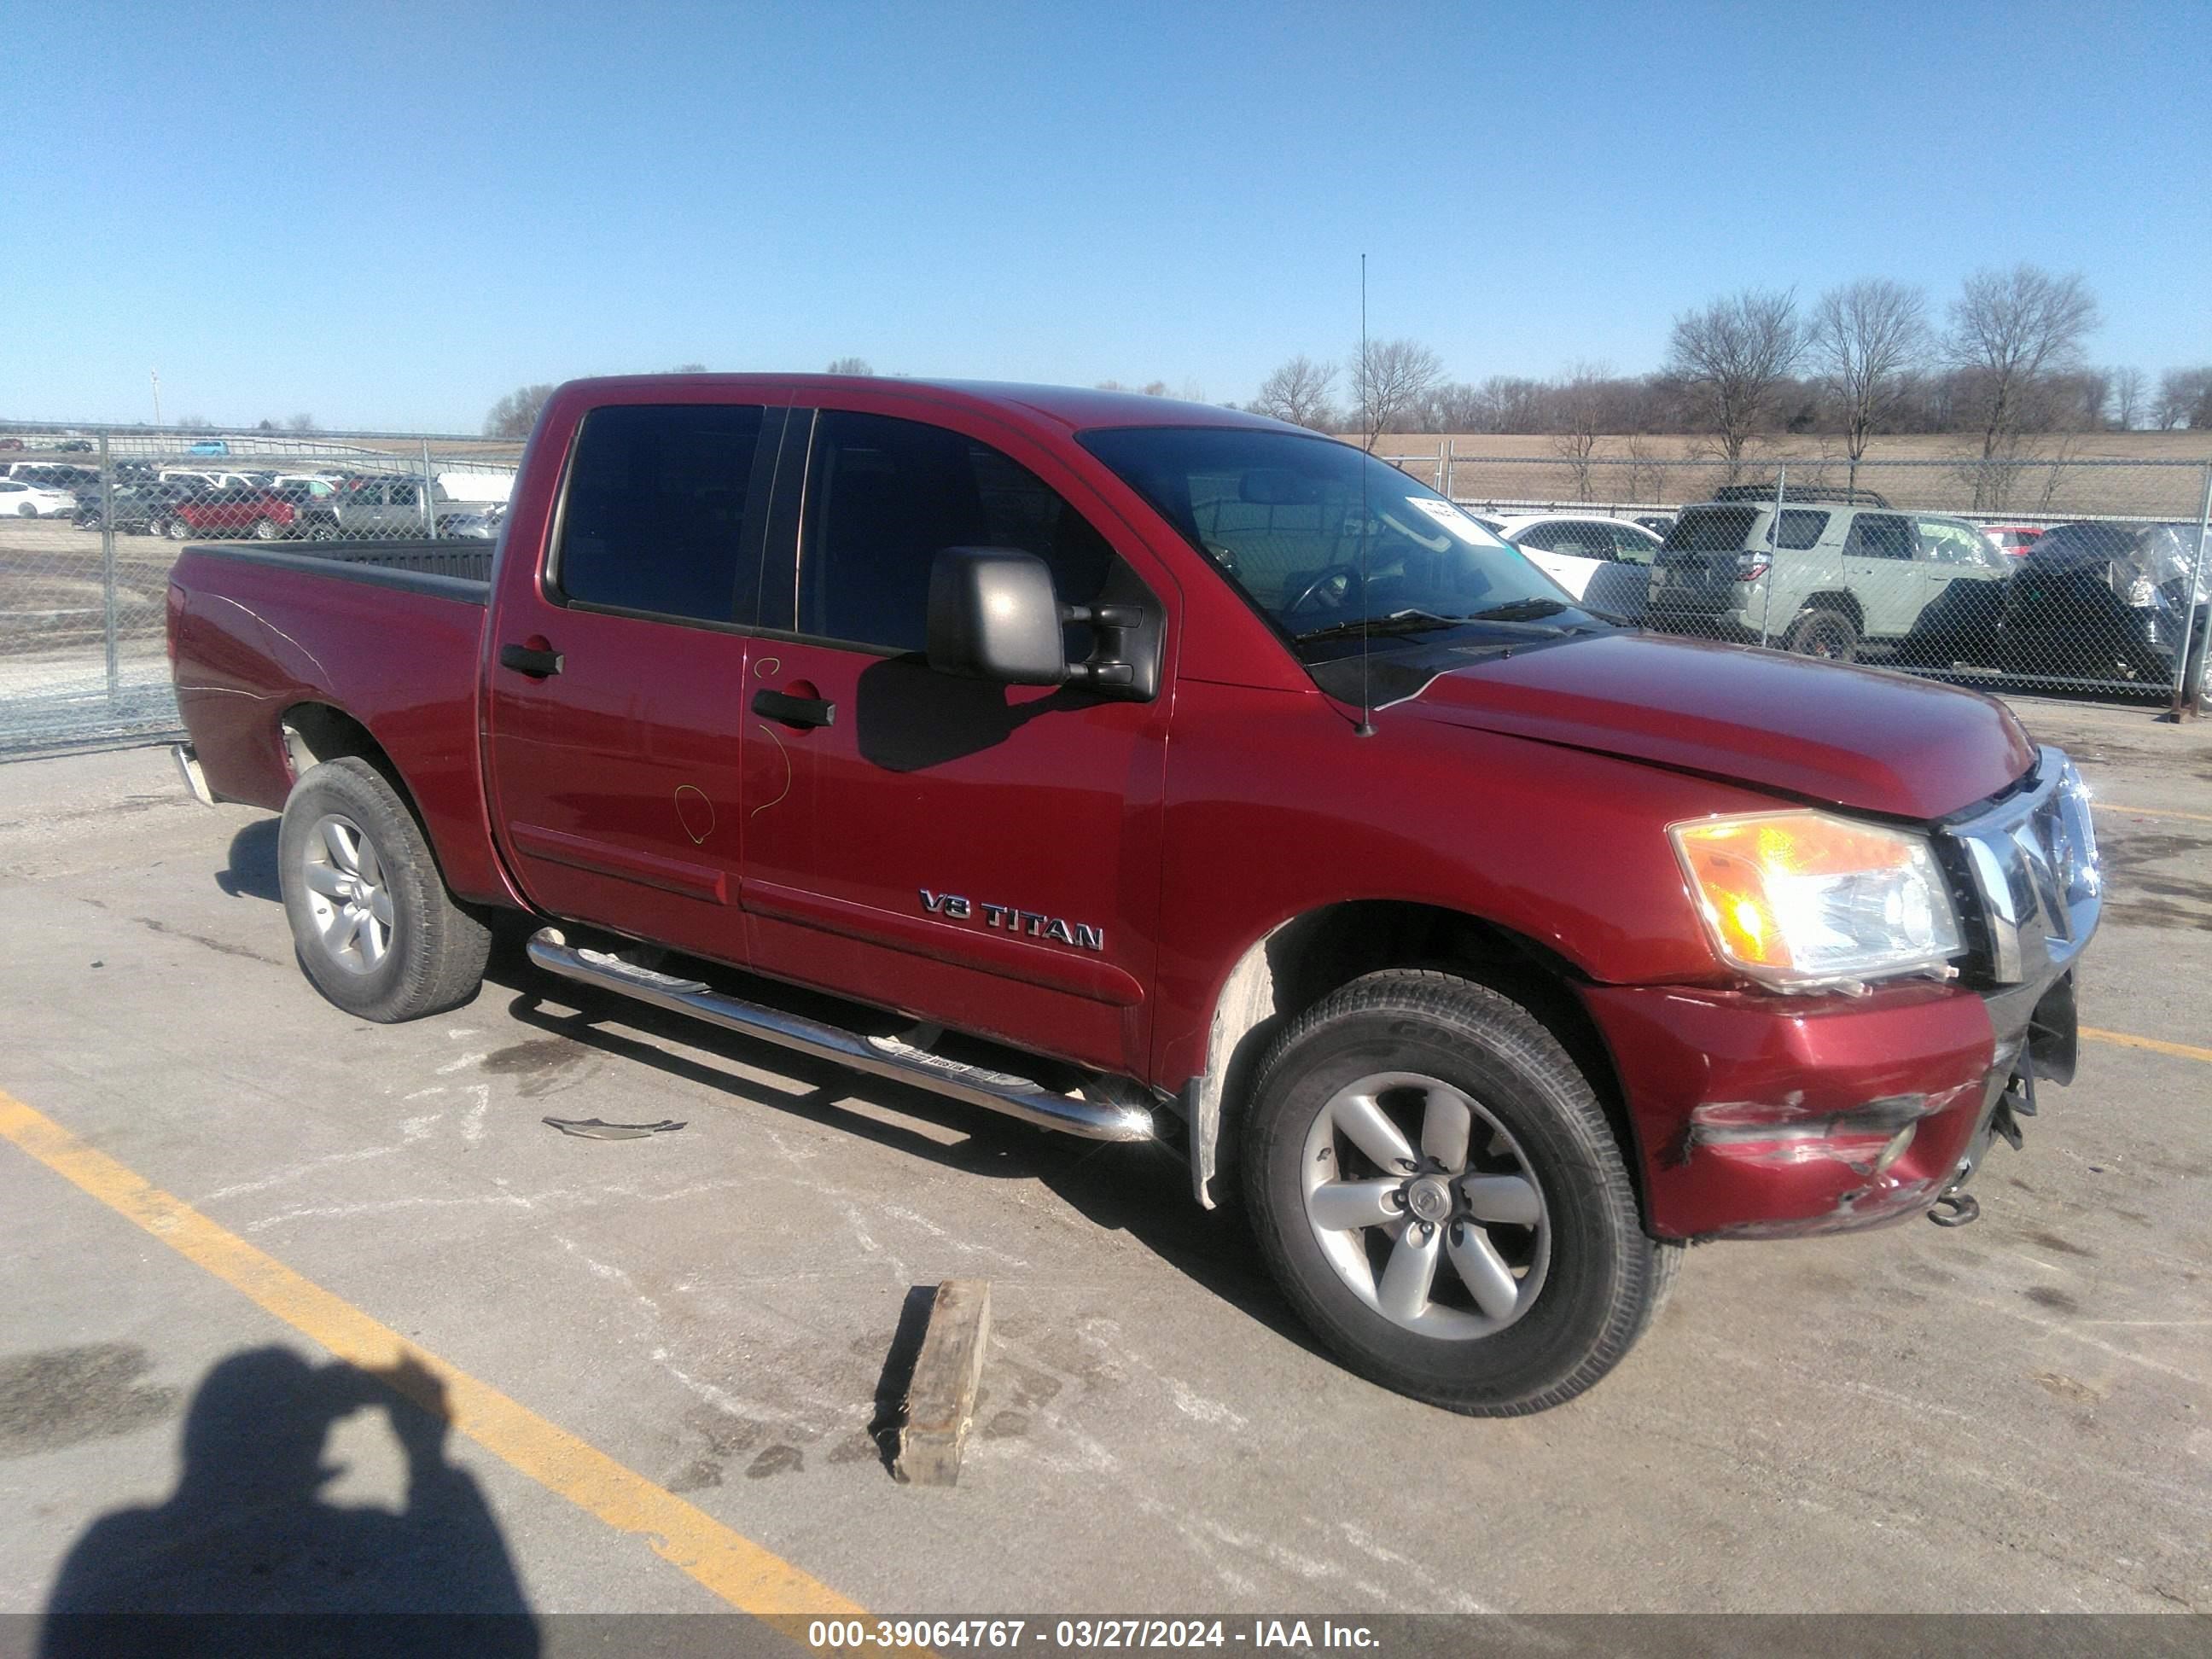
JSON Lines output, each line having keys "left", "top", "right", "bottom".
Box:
{"left": 40, "top": 1346, "right": 537, "bottom": 1656}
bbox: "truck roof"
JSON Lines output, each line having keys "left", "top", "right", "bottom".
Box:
{"left": 556, "top": 375, "right": 1295, "bottom": 436}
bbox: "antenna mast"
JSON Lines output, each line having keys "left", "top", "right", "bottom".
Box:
{"left": 1355, "top": 253, "right": 1375, "bottom": 737}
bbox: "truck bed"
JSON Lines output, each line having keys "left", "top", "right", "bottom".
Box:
{"left": 166, "top": 538, "right": 519, "bottom": 909}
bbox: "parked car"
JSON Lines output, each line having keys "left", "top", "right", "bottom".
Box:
{"left": 9, "top": 462, "right": 101, "bottom": 492}
{"left": 158, "top": 469, "right": 257, "bottom": 493}
{"left": 1996, "top": 520, "right": 2209, "bottom": 688}
{"left": 0, "top": 479, "right": 78, "bottom": 517}
{"left": 1982, "top": 524, "right": 2047, "bottom": 558}
{"left": 74, "top": 481, "right": 195, "bottom": 534}
{"left": 1646, "top": 492, "right": 2011, "bottom": 661}
{"left": 167, "top": 374, "right": 2099, "bottom": 1417}
{"left": 1467, "top": 512, "right": 1662, "bottom": 618}
{"left": 0, "top": 438, "right": 23, "bottom": 451}
{"left": 164, "top": 486, "right": 308, "bottom": 541}
{"left": 55, "top": 438, "right": 93, "bottom": 452}
{"left": 329, "top": 476, "right": 499, "bottom": 539}
{"left": 1633, "top": 513, "right": 1675, "bottom": 538}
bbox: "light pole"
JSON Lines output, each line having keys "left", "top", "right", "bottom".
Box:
{"left": 150, "top": 368, "right": 163, "bottom": 428}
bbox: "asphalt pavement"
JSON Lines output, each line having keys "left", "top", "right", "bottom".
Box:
{"left": 0, "top": 695, "right": 2206, "bottom": 1623}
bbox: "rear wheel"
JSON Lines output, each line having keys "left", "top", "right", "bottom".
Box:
{"left": 252, "top": 516, "right": 278, "bottom": 540}
{"left": 166, "top": 517, "right": 191, "bottom": 540}
{"left": 1785, "top": 607, "right": 1859, "bottom": 661}
{"left": 1243, "top": 969, "right": 1675, "bottom": 1415}
{"left": 278, "top": 757, "right": 490, "bottom": 1022}
{"left": 15, "top": 503, "right": 34, "bottom": 518}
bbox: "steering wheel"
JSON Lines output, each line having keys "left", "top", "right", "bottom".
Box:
{"left": 1284, "top": 563, "right": 1366, "bottom": 616}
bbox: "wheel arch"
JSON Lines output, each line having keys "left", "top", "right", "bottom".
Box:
{"left": 1185, "top": 899, "right": 1645, "bottom": 1223}
{"left": 276, "top": 701, "right": 462, "bottom": 886}
{"left": 1797, "top": 590, "right": 1863, "bottom": 633}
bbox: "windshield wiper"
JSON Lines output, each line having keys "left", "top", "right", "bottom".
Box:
{"left": 1469, "top": 599, "right": 1570, "bottom": 622}
{"left": 1292, "top": 608, "right": 1463, "bottom": 644}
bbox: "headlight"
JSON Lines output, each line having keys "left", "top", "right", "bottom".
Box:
{"left": 1670, "top": 811, "right": 1961, "bottom": 991}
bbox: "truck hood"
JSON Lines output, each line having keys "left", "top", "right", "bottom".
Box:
{"left": 1406, "top": 631, "right": 2034, "bottom": 819}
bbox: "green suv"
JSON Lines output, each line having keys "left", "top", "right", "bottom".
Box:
{"left": 1644, "top": 488, "right": 2011, "bottom": 661}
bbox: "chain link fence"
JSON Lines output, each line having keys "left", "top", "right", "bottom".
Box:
{"left": 0, "top": 425, "right": 521, "bottom": 754}
{"left": 6, "top": 423, "right": 2209, "bottom": 755}
{"left": 1377, "top": 446, "right": 2212, "bottom": 709}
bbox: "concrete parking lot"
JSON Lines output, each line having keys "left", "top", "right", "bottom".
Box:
{"left": 1, "top": 696, "right": 2207, "bottom": 1623}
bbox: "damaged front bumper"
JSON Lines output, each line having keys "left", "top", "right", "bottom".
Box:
{"left": 1587, "top": 744, "right": 2101, "bottom": 1241}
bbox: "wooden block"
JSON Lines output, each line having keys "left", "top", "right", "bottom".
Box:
{"left": 894, "top": 1279, "right": 992, "bottom": 1487}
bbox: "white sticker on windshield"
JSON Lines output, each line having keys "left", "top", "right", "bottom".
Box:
{"left": 1406, "top": 497, "right": 1488, "bottom": 544}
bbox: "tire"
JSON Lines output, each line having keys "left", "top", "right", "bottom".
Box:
{"left": 308, "top": 519, "right": 338, "bottom": 542}
{"left": 1785, "top": 607, "right": 1859, "bottom": 661}
{"left": 166, "top": 517, "right": 191, "bottom": 540}
{"left": 1242, "top": 969, "right": 1674, "bottom": 1415}
{"left": 277, "top": 757, "right": 491, "bottom": 1022}
{"left": 15, "top": 503, "right": 34, "bottom": 517}
{"left": 251, "top": 516, "right": 278, "bottom": 540}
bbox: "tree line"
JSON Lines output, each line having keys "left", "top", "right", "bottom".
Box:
{"left": 479, "top": 282, "right": 2212, "bottom": 457}
{"left": 1247, "top": 267, "right": 2212, "bottom": 461}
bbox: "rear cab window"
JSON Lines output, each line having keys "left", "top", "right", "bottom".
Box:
{"left": 550, "top": 403, "right": 770, "bottom": 625}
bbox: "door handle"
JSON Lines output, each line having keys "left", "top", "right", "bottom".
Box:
{"left": 752, "top": 687, "right": 835, "bottom": 728}
{"left": 500, "top": 643, "right": 564, "bottom": 678}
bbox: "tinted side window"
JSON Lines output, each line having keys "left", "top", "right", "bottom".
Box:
{"left": 554, "top": 403, "right": 765, "bottom": 623}
{"left": 799, "top": 410, "right": 1114, "bottom": 654}
{"left": 1845, "top": 513, "right": 1915, "bottom": 560}
{"left": 1774, "top": 509, "right": 1830, "bottom": 550}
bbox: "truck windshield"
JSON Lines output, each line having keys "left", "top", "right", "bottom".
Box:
{"left": 1080, "top": 427, "right": 1592, "bottom": 649}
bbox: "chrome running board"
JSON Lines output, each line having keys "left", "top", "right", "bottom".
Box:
{"left": 525, "top": 928, "right": 1155, "bottom": 1143}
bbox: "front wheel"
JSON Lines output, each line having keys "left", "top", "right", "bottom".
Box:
{"left": 1243, "top": 969, "right": 1677, "bottom": 1415}
{"left": 251, "top": 515, "right": 278, "bottom": 540}
{"left": 277, "top": 757, "right": 491, "bottom": 1022}
{"left": 166, "top": 517, "right": 191, "bottom": 540}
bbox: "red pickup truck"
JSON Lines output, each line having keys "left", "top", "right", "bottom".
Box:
{"left": 167, "top": 375, "right": 2102, "bottom": 1414}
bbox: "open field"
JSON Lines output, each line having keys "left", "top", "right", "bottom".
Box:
{"left": 1368, "top": 431, "right": 2212, "bottom": 519}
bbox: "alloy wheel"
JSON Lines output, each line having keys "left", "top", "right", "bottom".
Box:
{"left": 299, "top": 812, "right": 396, "bottom": 974}
{"left": 1300, "top": 1070, "right": 1551, "bottom": 1337}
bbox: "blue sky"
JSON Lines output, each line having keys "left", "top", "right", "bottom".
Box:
{"left": 4, "top": 0, "right": 2205, "bottom": 432}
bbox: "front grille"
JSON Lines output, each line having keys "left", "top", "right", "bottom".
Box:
{"left": 1941, "top": 746, "right": 2102, "bottom": 986}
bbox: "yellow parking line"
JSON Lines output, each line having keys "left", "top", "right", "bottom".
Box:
{"left": 2091, "top": 801, "right": 2212, "bottom": 826}
{"left": 0, "top": 1087, "right": 865, "bottom": 1621}
{"left": 2081, "top": 1027, "right": 2212, "bottom": 1065}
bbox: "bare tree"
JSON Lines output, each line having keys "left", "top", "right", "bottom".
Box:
{"left": 1946, "top": 265, "right": 2100, "bottom": 457}
{"left": 2110, "top": 366, "right": 2147, "bottom": 429}
{"left": 1470, "top": 375, "right": 1545, "bottom": 434}
{"left": 2156, "top": 366, "right": 2212, "bottom": 429}
{"left": 824, "top": 358, "right": 873, "bottom": 376}
{"left": 1807, "top": 279, "right": 1927, "bottom": 481}
{"left": 1350, "top": 338, "right": 1443, "bottom": 451}
{"left": 1663, "top": 288, "right": 1804, "bottom": 475}
{"left": 669, "top": 363, "right": 707, "bottom": 374}
{"left": 483, "top": 383, "right": 557, "bottom": 439}
{"left": 1249, "top": 356, "right": 1338, "bottom": 429}
{"left": 1141, "top": 381, "right": 1170, "bottom": 397}
{"left": 287, "top": 412, "right": 318, "bottom": 433}
{"left": 1547, "top": 363, "right": 1614, "bottom": 497}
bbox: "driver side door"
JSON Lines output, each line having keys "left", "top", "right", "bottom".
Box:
{"left": 737, "top": 405, "right": 1176, "bottom": 1076}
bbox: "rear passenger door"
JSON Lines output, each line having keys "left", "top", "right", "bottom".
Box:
{"left": 736, "top": 405, "right": 1173, "bottom": 1077}
{"left": 484, "top": 399, "right": 782, "bottom": 966}
{"left": 1840, "top": 511, "right": 1924, "bottom": 637}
